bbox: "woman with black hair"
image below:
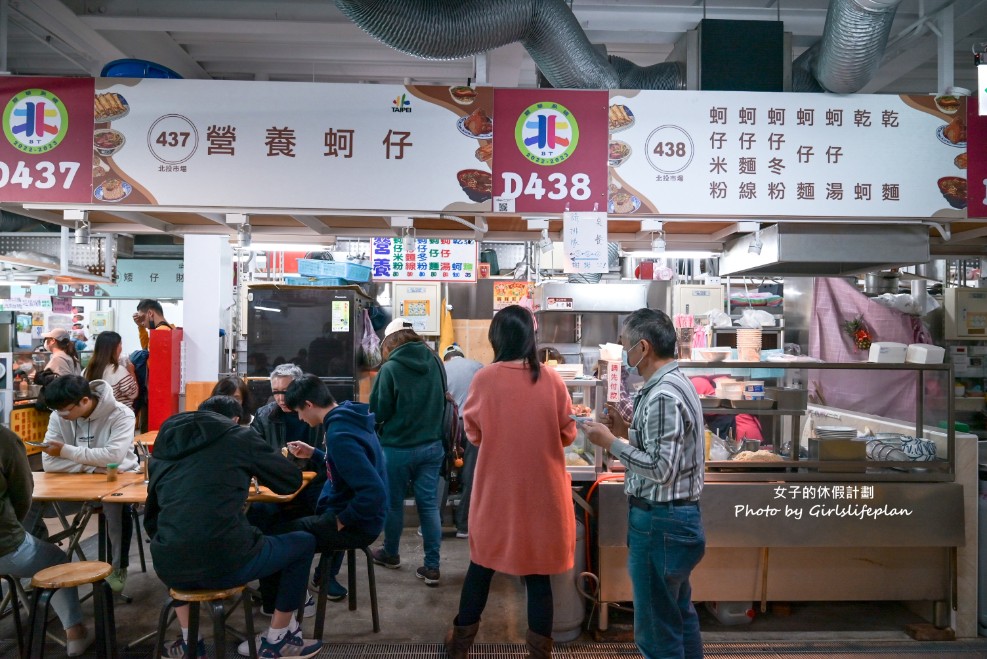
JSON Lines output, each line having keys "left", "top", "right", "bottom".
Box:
{"left": 446, "top": 305, "right": 578, "bottom": 659}
{"left": 84, "top": 331, "right": 138, "bottom": 409}
{"left": 211, "top": 376, "right": 254, "bottom": 423}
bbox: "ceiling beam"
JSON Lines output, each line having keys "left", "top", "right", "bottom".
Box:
{"left": 288, "top": 215, "right": 333, "bottom": 235}
{"left": 0, "top": 204, "right": 73, "bottom": 228}
{"left": 11, "top": 0, "right": 127, "bottom": 76}
{"left": 100, "top": 211, "right": 176, "bottom": 233}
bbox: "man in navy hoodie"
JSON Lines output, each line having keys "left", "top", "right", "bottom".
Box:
{"left": 240, "top": 375, "right": 387, "bottom": 656}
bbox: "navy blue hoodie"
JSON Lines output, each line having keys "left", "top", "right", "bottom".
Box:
{"left": 312, "top": 401, "right": 387, "bottom": 536}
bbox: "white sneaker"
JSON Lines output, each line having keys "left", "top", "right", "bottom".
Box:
{"left": 455, "top": 530, "right": 469, "bottom": 539}
{"left": 237, "top": 634, "right": 262, "bottom": 656}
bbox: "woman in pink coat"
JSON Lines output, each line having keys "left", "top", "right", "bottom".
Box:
{"left": 445, "top": 305, "right": 577, "bottom": 659}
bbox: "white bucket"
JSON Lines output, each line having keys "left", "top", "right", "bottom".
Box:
{"left": 705, "top": 601, "right": 755, "bottom": 625}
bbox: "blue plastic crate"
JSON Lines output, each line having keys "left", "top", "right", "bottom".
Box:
{"left": 284, "top": 276, "right": 347, "bottom": 287}
{"left": 297, "top": 259, "right": 372, "bottom": 282}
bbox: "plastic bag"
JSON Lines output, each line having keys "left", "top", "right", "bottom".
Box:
{"left": 361, "top": 308, "right": 382, "bottom": 368}
{"left": 737, "top": 308, "right": 774, "bottom": 328}
{"left": 707, "top": 310, "right": 733, "bottom": 328}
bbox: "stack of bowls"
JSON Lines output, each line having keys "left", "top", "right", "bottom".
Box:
{"left": 736, "top": 328, "right": 762, "bottom": 361}
{"left": 814, "top": 425, "right": 856, "bottom": 440}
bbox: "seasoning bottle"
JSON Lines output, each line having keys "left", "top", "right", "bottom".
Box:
{"left": 106, "top": 463, "right": 119, "bottom": 482}
{"left": 18, "top": 378, "right": 28, "bottom": 395}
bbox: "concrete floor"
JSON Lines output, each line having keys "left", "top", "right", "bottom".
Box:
{"left": 4, "top": 516, "right": 987, "bottom": 657}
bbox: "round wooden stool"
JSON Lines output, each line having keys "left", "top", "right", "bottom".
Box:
{"left": 312, "top": 546, "right": 380, "bottom": 641}
{"left": 154, "top": 585, "right": 257, "bottom": 659}
{"left": 26, "top": 561, "right": 117, "bottom": 659}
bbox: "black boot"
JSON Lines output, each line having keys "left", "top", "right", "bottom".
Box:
{"left": 525, "top": 629, "right": 553, "bottom": 658}
{"left": 444, "top": 616, "right": 479, "bottom": 659}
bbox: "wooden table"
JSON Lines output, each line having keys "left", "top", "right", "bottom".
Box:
{"left": 104, "top": 471, "right": 318, "bottom": 505}
{"left": 134, "top": 430, "right": 157, "bottom": 447}
{"left": 31, "top": 471, "right": 146, "bottom": 563}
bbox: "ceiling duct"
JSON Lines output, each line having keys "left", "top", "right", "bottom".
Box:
{"left": 720, "top": 224, "right": 929, "bottom": 277}
{"left": 336, "top": 0, "right": 900, "bottom": 94}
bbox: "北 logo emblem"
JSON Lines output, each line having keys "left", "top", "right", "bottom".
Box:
{"left": 3, "top": 88, "right": 69, "bottom": 154}
{"left": 514, "top": 101, "right": 580, "bottom": 166}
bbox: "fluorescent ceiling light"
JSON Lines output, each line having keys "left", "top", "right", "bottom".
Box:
{"left": 621, "top": 250, "right": 719, "bottom": 259}
{"left": 241, "top": 243, "right": 333, "bottom": 252}
{"left": 254, "top": 306, "right": 281, "bottom": 313}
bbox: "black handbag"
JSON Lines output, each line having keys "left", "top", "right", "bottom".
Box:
{"left": 434, "top": 354, "right": 463, "bottom": 479}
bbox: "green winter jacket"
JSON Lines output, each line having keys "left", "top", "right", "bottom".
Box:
{"left": 369, "top": 341, "right": 445, "bottom": 449}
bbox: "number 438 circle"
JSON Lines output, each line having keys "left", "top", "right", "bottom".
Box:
{"left": 148, "top": 114, "right": 198, "bottom": 165}
{"left": 645, "top": 125, "right": 694, "bottom": 175}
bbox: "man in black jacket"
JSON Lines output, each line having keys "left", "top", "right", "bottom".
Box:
{"left": 145, "top": 400, "right": 322, "bottom": 659}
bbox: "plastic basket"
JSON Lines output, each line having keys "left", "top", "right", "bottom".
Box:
{"left": 284, "top": 276, "right": 347, "bottom": 287}
{"left": 101, "top": 59, "right": 183, "bottom": 79}
{"left": 297, "top": 259, "right": 372, "bottom": 282}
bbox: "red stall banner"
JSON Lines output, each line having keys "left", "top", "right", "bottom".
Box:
{"left": 0, "top": 77, "right": 94, "bottom": 203}
{"left": 967, "top": 97, "right": 985, "bottom": 217}
{"left": 492, "top": 89, "right": 608, "bottom": 214}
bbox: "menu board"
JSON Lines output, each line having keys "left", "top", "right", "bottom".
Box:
{"left": 606, "top": 90, "right": 966, "bottom": 219}
{"left": 493, "top": 282, "right": 534, "bottom": 311}
{"left": 562, "top": 211, "right": 608, "bottom": 274}
{"left": 370, "top": 237, "right": 477, "bottom": 282}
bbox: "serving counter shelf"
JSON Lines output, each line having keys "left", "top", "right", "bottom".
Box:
{"left": 562, "top": 378, "right": 604, "bottom": 482}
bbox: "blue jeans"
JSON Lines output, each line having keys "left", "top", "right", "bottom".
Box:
{"left": 627, "top": 503, "right": 705, "bottom": 659}
{"left": 170, "top": 531, "right": 315, "bottom": 613}
{"left": 0, "top": 534, "right": 82, "bottom": 630}
{"left": 382, "top": 441, "right": 443, "bottom": 569}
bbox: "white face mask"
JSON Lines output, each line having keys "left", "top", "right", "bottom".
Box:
{"left": 622, "top": 341, "right": 645, "bottom": 376}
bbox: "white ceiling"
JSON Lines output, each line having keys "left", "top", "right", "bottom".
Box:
{"left": 4, "top": 0, "right": 985, "bottom": 94}
{"left": 3, "top": 0, "right": 987, "bottom": 253}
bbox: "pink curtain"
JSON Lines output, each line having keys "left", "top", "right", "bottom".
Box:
{"left": 808, "top": 278, "right": 943, "bottom": 424}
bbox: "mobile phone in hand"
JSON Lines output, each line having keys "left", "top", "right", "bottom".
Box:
{"left": 569, "top": 415, "right": 589, "bottom": 423}
{"left": 24, "top": 441, "right": 49, "bottom": 448}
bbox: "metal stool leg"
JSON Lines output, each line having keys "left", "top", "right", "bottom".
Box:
{"left": 153, "top": 599, "right": 177, "bottom": 657}
{"left": 26, "top": 588, "right": 55, "bottom": 659}
{"left": 347, "top": 549, "right": 357, "bottom": 611}
{"left": 131, "top": 507, "right": 147, "bottom": 573}
{"left": 1, "top": 575, "right": 23, "bottom": 657}
{"left": 93, "top": 579, "right": 119, "bottom": 659}
{"left": 313, "top": 552, "right": 330, "bottom": 642}
{"left": 187, "top": 602, "right": 200, "bottom": 659}
{"left": 210, "top": 600, "right": 227, "bottom": 659}
{"left": 242, "top": 589, "right": 258, "bottom": 659}
{"left": 361, "top": 546, "right": 381, "bottom": 633}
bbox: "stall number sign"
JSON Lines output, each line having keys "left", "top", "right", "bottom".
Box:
{"left": 493, "top": 89, "right": 608, "bottom": 213}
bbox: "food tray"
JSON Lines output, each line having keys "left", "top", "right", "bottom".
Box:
{"left": 726, "top": 399, "right": 776, "bottom": 410}
{"left": 297, "top": 259, "right": 372, "bottom": 282}
{"left": 700, "top": 396, "right": 723, "bottom": 409}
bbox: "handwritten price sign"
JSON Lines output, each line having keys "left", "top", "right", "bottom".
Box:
{"left": 492, "top": 89, "right": 607, "bottom": 213}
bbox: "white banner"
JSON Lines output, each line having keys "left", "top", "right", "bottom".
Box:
{"left": 562, "top": 211, "right": 609, "bottom": 273}
{"left": 607, "top": 90, "right": 965, "bottom": 219}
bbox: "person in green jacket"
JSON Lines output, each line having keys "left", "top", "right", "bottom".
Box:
{"left": 369, "top": 318, "right": 446, "bottom": 587}
{"left": 0, "top": 426, "right": 93, "bottom": 656}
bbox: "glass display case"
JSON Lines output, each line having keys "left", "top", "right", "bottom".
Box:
{"left": 678, "top": 360, "right": 955, "bottom": 482}
{"left": 564, "top": 378, "right": 604, "bottom": 481}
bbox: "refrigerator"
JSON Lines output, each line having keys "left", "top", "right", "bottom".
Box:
{"left": 245, "top": 285, "right": 374, "bottom": 403}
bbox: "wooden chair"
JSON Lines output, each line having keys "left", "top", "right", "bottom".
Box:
{"left": 1, "top": 574, "right": 24, "bottom": 656}
{"left": 26, "top": 561, "right": 117, "bottom": 659}
{"left": 154, "top": 585, "right": 257, "bottom": 659}
{"left": 311, "top": 546, "right": 380, "bottom": 641}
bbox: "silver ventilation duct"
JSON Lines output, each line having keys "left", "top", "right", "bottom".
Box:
{"left": 336, "top": 0, "right": 900, "bottom": 94}
{"left": 794, "top": 0, "right": 903, "bottom": 93}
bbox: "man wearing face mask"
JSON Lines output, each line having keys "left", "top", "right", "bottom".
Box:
{"left": 132, "top": 298, "right": 175, "bottom": 350}
{"left": 41, "top": 375, "right": 139, "bottom": 594}
{"left": 583, "top": 308, "right": 706, "bottom": 659}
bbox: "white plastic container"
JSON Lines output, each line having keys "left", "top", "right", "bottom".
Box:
{"left": 705, "top": 601, "right": 755, "bottom": 625}
{"left": 868, "top": 342, "right": 907, "bottom": 363}
{"left": 905, "top": 343, "right": 945, "bottom": 364}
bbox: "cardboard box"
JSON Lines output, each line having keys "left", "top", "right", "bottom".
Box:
{"left": 905, "top": 344, "right": 945, "bottom": 364}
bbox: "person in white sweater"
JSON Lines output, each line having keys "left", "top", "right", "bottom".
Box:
{"left": 41, "top": 376, "right": 138, "bottom": 592}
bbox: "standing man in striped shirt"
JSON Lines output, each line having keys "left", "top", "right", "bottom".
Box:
{"left": 584, "top": 308, "right": 706, "bottom": 659}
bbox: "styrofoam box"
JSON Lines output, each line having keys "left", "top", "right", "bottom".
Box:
{"left": 868, "top": 342, "right": 907, "bottom": 363}
{"left": 905, "top": 344, "right": 945, "bottom": 364}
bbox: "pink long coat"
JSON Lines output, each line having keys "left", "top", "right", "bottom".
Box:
{"left": 462, "top": 362, "right": 577, "bottom": 575}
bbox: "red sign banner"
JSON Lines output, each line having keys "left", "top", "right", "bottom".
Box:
{"left": 0, "top": 77, "right": 94, "bottom": 203}
{"left": 966, "top": 97, "right": 984, "bottom": 217}
{"left": 492, "top": 89, "right": 608, "bottom": 213}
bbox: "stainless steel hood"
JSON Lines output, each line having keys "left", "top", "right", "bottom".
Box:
{"left": 720, "top": 224, "right": 930, "bottom": 277}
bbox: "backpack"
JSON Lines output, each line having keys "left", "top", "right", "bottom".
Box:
{"left": 434, "top": 354, "right": 463, "bottom": 479}
{"left": 129, "top": 349, "right": 149, "bottom": 412}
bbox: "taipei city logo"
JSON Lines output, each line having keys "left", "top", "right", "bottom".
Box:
{"left": 392, "top": 94, "right": 412, "bottom": 113}
{"left": 3, "top": 88, "right": 69, "bottom": 154}
{"left": 515, "top": 101, "right": 580, "bottom": 165}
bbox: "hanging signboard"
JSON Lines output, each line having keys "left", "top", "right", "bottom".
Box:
{"left": 370, "top": 238, "right": 477, "bottom": 282}
{"left": 492, "top": 282, "right": 534, "bottom": 311}
{"left": 0, "top": 77, "right": 95, "bottom": 203}
{"left": 53, "top": 259, "right": 184, "bottom": 299}
{"left": 605, "top": 90, "right": 967, "bottom": 219}
{"left": 965, "top": 97, "right": 986, "bottom": 217}
{"left": 89, "top": 80, "right": 494, "bottom": 213}
{"left": 492, "top": 89, "right": 608, "bottom": 214}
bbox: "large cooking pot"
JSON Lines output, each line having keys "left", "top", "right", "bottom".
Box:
{"left": 865, "top": 271, "right": 900, "bottom": 295}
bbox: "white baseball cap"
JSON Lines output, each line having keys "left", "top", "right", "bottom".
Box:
{"left": 384, "top": 317, "right": 413, "bottom": 337}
